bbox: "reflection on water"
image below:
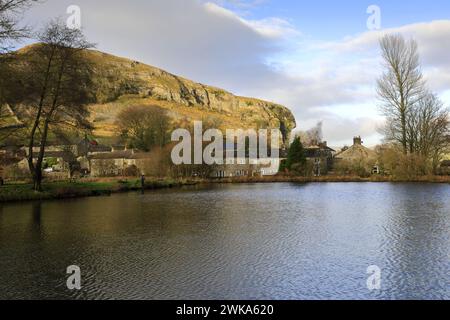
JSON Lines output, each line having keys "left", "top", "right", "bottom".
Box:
{"left": 0, "top": 183, "right": 449, "bottom": 300}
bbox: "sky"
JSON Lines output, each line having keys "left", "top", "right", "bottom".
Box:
{"left": 20, "top": 0, "right": 450, "bottom": 147}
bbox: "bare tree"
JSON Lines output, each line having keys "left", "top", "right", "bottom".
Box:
{"left": 0, "top": 0, "right": 38, "bottom": 134}
{"left": 116, "top": 105, "right": 171, "bottom": 151}
{"left": 377, "top": 34, "right": 425, "bottom": 154}
{"left": 296, "top": 122, "right": 323, "bottom": 146}
{"left": 17, "top": 20, "right": 94, "bottom": 191}
{"left": 377, "top": 34, "right": 450, "bottom": 174}
{"left": 411, "top": 93, "right": 449, "bottom": 171}
{"left": 0, "top": 0, "right": 39, "bottom": 53}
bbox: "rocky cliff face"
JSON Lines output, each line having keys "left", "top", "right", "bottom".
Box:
{"left": 15, "top": 46, "right": 297, "bottom": 141}
{"left": 86, "top": 50, "right": 296, "bottom": 136}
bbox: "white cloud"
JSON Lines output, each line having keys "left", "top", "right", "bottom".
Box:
{"left": 24, "top": 0, "right": 288, "bottom": 88}
{"left": 22, "top": 1, "right": 450, "bottom": 146}
{"left": 244, "top": 17, "right": 298, "bottom": 39}
{"left": 324, "top": 20, "right": 450, "bottom": 64}
{"left": 204, "top": 2, "right": 298, "bottom": 39}
{"left": 208, "top": 0, "right": 268, "bottom": 15}
{"left": 258, "top": 20, "right": 450, "bottom": 146}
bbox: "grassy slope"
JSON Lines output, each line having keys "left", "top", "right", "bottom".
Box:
{"left": 89, "top": 95, "right": 253, "bottom": 138}
{"left": 1, "top": 175, "right": 449, "bottom": 203}
{"left": 80, "top": 48, "right": 296, "bottom": 138}
{"left": 0, "top": 105, "right": 23, "bottom": 130}
{"left": 0, "top": 178, "right": 192, "bottom": 202}
{"left": 10, "top": 45, "right": 296, "bottom": 143}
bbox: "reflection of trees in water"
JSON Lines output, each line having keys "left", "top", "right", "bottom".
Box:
{"left": 32, "top": 202, "right": 42, "bottom": 227}
{"left": 30, "top": 202, "right": 44, "bottom": 241}
{"left": 0, "top": 206, "right": 3, "bottom": 243}
{"left": 0, "top": 202, "right": 44, "bottom": 243}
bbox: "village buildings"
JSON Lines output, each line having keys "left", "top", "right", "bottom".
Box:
{"left": 88, "top": 149, "right": 156, "bottom": 177}
{"left": 304, "top": 141, "right": 336, "bottom": 176}
{"left": 335, "top": 137, "right": 377, "bottom": 162}
{"left": 2, "top": 133, "right": 450, "bottom": 182}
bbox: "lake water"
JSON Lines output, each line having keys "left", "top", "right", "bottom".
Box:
{"left": 0, "top": 183, "right": 449, "bottom": 300}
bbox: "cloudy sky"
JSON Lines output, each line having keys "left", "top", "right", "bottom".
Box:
{"left": 22, "top": 0, "right": 450, "bottom": 147}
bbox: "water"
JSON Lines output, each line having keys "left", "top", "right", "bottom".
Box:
{"left": 0, "top": 183, "right": 449, "bottom": 300}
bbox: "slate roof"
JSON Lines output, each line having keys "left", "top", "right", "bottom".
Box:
{"left": 31, "top": 151, "right": 76, "bottom": 162}
{"left": 89, "top": 150, "right": 152, "bottom": 160}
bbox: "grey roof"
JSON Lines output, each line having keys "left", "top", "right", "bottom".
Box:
{"left": 89, "top": 150, "right": 133, "bottom": 160}
{"left": 89, "top": 144, "right": 112, "bottom": 152}
{"left": 89, "top": 150, "right": 153, "bottom": 160}
{"left": 32, "top": 151, "right": 76, "bottom": 162}
{"left": 0, "top": 154, "right": 23, "bottom": 166}
{"left": 304, "top": 145, "right": 335, "bottom": 158}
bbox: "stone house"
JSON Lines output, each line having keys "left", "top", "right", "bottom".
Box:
{"left": 335, "top": 137, "right": 376, "bottom": 162}
{"left": 304, "top": 142, "right": 336, "bottom": 176}
{"left": 26, "top": 137, "right": 111, "bottom": 159}
{"left": 209, "top": 146, "right": 282, "bottom": 178}
{"left": 211, "top": 157, "right": 262, "bottom": 178}
{"left": 89, "top": 150, "right": 153, "bottom": 177}
{"left": 334, "top": 137, "right": 377, "bottom": 175}
{"left": 0, "top": 147, "right": 28, "bottom": 181}
{"left": 259, "top": 157, "right": 282, "bottom": 176}
{"left": 89, "top": 150, "right": 136, "bottom": 177}
{"left": 76, "top": 138, "right": 112, "bottom": 157}
{"left": 18, "top": 151, "right": 77, "bottom": 175}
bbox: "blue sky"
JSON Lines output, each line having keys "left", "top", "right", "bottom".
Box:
{"left": 24, "top": 0, "right": 450, "bottom": 147}
{"left": 220, "top": 0, "right": 450, "bottom": 38}
{"left": 211, "top": 0, "right": 450, "bottom": 146}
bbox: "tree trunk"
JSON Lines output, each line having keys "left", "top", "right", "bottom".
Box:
{"left": 401, "top": 113, "right": 408, "bottom": 155}
{"left": 33, "top": 118, "right": 52, "bottom": 191}
{"left": 33, "top": 166, "right": 42, "bottom": 192}
{"left": 27, "top": 48, "right": 55, "bottom": 191}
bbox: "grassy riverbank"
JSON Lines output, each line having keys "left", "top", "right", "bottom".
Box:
{"left": 0, "top": 178, "right": 196, "bottom": 203}
{"left": 217, "top": 175, "right": 450, "bottom": 184}
{"left": 1, "top": 175, "right": 449, "bottom": 203}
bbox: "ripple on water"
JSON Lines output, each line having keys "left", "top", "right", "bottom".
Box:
{"left": 0, "top": 183, "right": 449, "bottom": 300}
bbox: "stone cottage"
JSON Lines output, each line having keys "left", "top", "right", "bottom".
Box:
{"left": 89, "top": 149, "right": 153, "bottom": 177}
{"left": 304, "top": 142, "right": 336, "bottom": 176}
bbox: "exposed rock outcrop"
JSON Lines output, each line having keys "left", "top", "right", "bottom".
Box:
{"left": 13, "top": 45, "right": 297, "bottom": 141}
{"left": 85, "top": 50, "right": 296, "bottom": 135}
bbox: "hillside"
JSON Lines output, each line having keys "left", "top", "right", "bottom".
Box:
{"left": 13, "top": 45, "right": 296, "bottom": 142}
{"left": 0, "top": 104, "right": 23, "bottom": 131}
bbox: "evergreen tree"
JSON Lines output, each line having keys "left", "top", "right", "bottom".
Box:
{"left": 286, "top": 137, "right": 306, "bottom": 170}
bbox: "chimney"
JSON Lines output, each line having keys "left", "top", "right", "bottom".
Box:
{"left": 319, "top": 141, "right": 327, "bottom": 149}
{"left": 353, "top": 136, "right": 362, "bottom": 146}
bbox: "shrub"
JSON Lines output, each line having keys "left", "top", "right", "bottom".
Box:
{"left": 377, "top": 146, "right": 433, "bottom": 180}
{"left": 334, "top": 159, "right": 373, "bottom": 178}
{"left": 123, "top": 165, "right": 139, "bottom": 177}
